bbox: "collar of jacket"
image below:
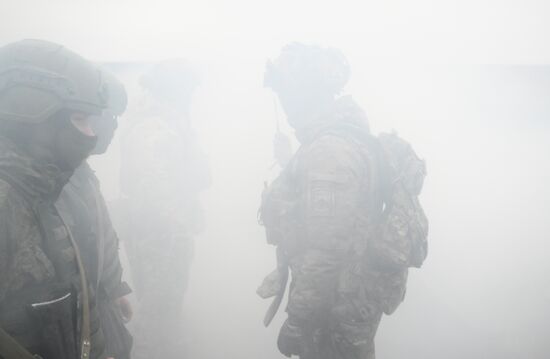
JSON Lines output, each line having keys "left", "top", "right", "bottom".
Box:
{"left": 69, "top": 161, "right": 97, "bottom": 190}
{"left": 0, "top": 136, "right": 73, "bottom": 203}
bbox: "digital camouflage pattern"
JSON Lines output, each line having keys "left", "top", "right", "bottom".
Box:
{"left": 0, "top": 136, "right": 106, "bottom": 359}
{"left": 0, "top": 39, "right": 110, "bottom": 359}
{"left": 120, "top": 111, "right": 210, "bottom": 359}
{"left": 260, "top": 96, "right": 427, "bottom": 359}
{"left": 371, "top": 133, "right": 428, "bottom": 271}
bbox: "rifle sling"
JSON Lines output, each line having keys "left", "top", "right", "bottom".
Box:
{"left": 0, "top": 326, "right": 37, "bottom": 359}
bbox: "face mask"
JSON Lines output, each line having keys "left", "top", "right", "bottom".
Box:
{"left": 54, "top": 118, "right": 98, "bottom": 170}
{"left": 91, "top": 113, "right": 118, "bottom": 155}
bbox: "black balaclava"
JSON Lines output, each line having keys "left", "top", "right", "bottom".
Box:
{"left": 16, "top": 111, "right": 98, "bottom": 172}
{"left": 54, "top": 116, "right": 98, "bottom": 170}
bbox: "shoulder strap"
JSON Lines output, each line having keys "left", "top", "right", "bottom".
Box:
{"left": 315, "top": 124, "right": 390, "bottom": 209}
{"left": 54, "top": 207, "right": 91, "bottom": 359}
{"left": 0, "top": 326, "right": 37, "bottom": 359}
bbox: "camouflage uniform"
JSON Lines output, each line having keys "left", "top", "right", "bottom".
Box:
{"left": 0, "top": 138, "right": 107, "bottom": 359}
{"left": 261, "top": 43, "right": 427, "bottom": 359}
{"left": 0, "top": 39, "right": 109, "bottom": 359}
{"left": 120, "top": 62, "right": 209, "bottom": 359}
{"left": 261, "top": 96, "right": 397, "bottom": 359}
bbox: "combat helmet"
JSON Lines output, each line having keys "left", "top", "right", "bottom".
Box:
{"left": 0, "top": 39, "right": 108, "bottom": 123}
{"left": 101, "top": 68, "right": 127, "bottom": 116}
{"left": 264, "top": 42, "right": 350, "bottom": 96}
{"left": 139, "top": 59, "right": 200, "bottom": 107}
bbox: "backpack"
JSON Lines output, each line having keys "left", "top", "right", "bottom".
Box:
{"left": 369, "top": 132, "right": 429, "bottom": 270}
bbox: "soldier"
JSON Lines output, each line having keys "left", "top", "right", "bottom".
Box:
{"left": 258, "top": 43, "right": 428, "bottom": 359}
{"left": 119, "top": 60, "right": 210, "bottom": 359}
{"left": 56, "top": 70, "right": 133, "bottom": 359}
{"left": 0, "top": 39, "right": 109, "bottom": 359}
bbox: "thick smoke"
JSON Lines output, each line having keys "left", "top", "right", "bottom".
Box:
{"left": 2, "top": 1, "right": 549, "bottom": 358}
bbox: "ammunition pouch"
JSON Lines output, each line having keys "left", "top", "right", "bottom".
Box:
{"left": 259, "top": 185, "right": 303, "bottom": 256}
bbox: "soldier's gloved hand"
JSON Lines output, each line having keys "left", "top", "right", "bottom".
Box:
{"left": 277, "top": 319, "right": 303, "bottom": 357}
{"left": 116, "top": 296, "right": 133, "bottom": 323}
{"left": 273, "top": 132, "right": 293, "bottom": 168}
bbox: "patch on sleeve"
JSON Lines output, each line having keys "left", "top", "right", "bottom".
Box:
{"left": 309, "top": 187, "right": 335, "bottom": 217}
{"left": 307, "top": 173, "right": 349, "bottom": 217}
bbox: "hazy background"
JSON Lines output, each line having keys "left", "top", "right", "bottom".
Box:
{"left": 1, "top": 1, "right": 549, "bottom": 358}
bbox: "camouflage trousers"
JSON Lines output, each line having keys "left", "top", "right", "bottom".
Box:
{"left": 279, "top": 249, "right": 382, "bottom": 359}
{"left": 126, "top": 233, "right": 194, "bottom": 359}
